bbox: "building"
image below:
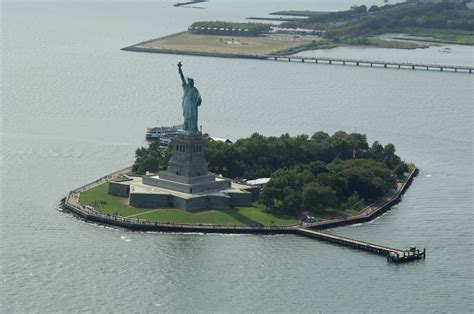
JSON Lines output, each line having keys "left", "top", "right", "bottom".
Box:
{"left": 209, "top": 136, "right": 233, "bottom": 144}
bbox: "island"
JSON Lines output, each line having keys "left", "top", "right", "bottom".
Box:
{"left": 64, "top": 63, "right": 416, "bottom": 228}
{"left": 61, "top": 62, "right": 424, "bottom": 263}
{"left": 76, "top": 130, "right": 417, "bottom": 226}
{"left": 123, "top": 1, "right": 473, "bottom": 60}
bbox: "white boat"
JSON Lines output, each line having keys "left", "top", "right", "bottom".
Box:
{"left": 159, "top": 137, "right": 173, "bottom": 146}
{"left": 145, "top": 124, "right": 181, "bottom": 144}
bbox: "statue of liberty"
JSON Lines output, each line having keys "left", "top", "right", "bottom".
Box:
{"left": 178, "top": 61, "right": 202, "bottom": 135}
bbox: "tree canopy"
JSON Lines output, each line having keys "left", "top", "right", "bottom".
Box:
{"left": 189, "top": 21, "right": 272, "bottom": 36}
{"left": 205, "top": 131, "right": 404, "bottom": 179}
{"left": 280, "top": 2, "right": 473, "bottom": 40}
{"left": 132, "top": 131, "right": 409, "bottom": 216}
{"left": 131, "top": 142, "right": 170, "bottom": 174}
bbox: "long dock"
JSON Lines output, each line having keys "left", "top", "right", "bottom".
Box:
{"left": 271, "top": 56, "right": 473, "bottom": 73}
{"left": 297, "top": 228, "right": 425, "bottom": 263}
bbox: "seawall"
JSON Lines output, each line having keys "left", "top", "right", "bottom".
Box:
{"left": 62, "top": 166, "right": 418, "bottom": 234}
{"left": 122, "top": 39, "right": 473, "bottom": 74}
{"left": 304, "top": 167, "right": 419, "bottom": 230}
{"left": 122, "top": 45, "right": 268, "bottom": 60}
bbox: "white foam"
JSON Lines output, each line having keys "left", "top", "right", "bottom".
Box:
{"left": 120, "top": 235, "right": 132, "bottom": 242}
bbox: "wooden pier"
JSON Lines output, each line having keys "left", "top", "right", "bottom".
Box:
{"left": 271, "top": 56, "right": 473, "bottom": 74}
{"left": 297, "top": 228, "right": 425, "bottom": 263}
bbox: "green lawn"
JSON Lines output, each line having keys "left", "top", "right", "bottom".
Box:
{"left": 79, "top": 183, "right": 298, "bottom": 226}
{"left": 366, "top": 38, "right": 421, "bottom": 49}
{"left": 397, "top": 27, "right": 474, "bottom": 45}
{"left": 310, "top": 207, "right": 361, "bottom": 220}
{"left": 79, "top": 183, "right": 151, "bottom": 217}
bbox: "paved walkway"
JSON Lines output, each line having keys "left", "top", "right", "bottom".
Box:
{"left": 65, "top": 167, "right": 416, "bottom": 232}
{"left": 125, "top": 209, "right": 161, "bottom": 218}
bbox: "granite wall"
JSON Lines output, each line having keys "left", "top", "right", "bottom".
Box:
{"left": 108, "top": 182, "right": 130, "bottom": 197}
{"left": 129, "top": 193, "right": 170, "bottom": 208}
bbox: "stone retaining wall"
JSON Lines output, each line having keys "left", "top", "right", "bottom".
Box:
{"left": 108, "top": 182, "right": 130, "bottom": 197}
{"left": 130, "top": 193, "right": 170, "bottom": 208}
{"left": 62, "top": 166, "right": 418, "bottom": 234}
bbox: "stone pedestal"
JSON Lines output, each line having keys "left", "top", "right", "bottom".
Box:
{"left": 160, "top": 134, "right": 211, "bottom": 183}
{"left": 146, "top": 134, "right": 231, "bottom": 194}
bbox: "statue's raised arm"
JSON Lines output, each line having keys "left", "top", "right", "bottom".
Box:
{"left": 178, "top": 61, "right": 186, "bottom": 86}
{"left": 176, "top": 61, "right": 201, "bottom": 136}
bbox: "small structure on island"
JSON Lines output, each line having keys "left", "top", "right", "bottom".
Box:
{"left": 108, "top": 62, "right": 253, "bottom": 211}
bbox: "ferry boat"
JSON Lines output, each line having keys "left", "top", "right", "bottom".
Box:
{"left": 159, "top": 137, "right": 173, "bottom": 146}
{"left": 145, "top": 124, "right": 181, "bottom": 143}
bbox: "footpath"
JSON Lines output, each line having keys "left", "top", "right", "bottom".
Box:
{"left": 63, "top": 167, "right": 418, "bottom": 233}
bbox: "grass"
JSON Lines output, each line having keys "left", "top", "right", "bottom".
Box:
{"left": 135, "top": 30, "right": 435, "bottom": 60}
{"left": 134, "top": 26, "right": 473, "bottom": 63}
{"left": 310, "top": 206, "right": 362, "bottom": 221}
{"left": 366, "top": 38, "right": 421, "bottom": 49}
{"left": 270, "top": 10, "right": 325, "bottom": 17}
{"left": 141, "top": 32, "right": 317, "bottom": 55}
{"left": 396, "top": 27, "right": 474, "bottom": 45}
{"left": 79, "top": 183, "right": 150, "bottom": 217}
{"left": 79, "top": 183, "right": 298, "bottom": 226}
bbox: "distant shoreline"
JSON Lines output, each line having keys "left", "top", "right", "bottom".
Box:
{"left": 173, "top": 0, "right": 206, "bottom": 8}
{"left": 121, "top": 33, "right": 473, "bottom": 74}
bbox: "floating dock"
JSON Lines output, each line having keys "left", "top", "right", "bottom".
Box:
{"left": 297, "top": 228, "right": 425, "bottom": 263}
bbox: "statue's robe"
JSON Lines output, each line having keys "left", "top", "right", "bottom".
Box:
{"left": 181, "top": 82, "right": 202, "bottom": 134}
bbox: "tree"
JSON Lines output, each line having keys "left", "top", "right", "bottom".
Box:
{"left": 341, "top": 192, "right": 364, "bottom": 211}
{"left": 132, "top": 142, "right": 170, "bottom": 174}
{"left": 282, "top": 187, "right": 303, "bottom": 214}
{"left": 260, "top": 187, "right": 281, "bottom": 209}
{"left": 302, "top": 182, "right": 337, "bottom": 213}
{"left": 368, "top": 5, "right": 380, "bottom": 13}
{"left": 308, "top": 160, "right": 329, "bottom": 176}
{"left": 368, "top": 141, "right": 384, "bottom": 161}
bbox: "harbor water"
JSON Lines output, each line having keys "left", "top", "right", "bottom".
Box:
{"left": 1, "top": 0, "right": 473, "bottom": 312}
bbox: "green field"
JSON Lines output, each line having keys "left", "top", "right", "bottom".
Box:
{"left": 398, "top": 27, "right": 474, "bottom": 45}
{"left": 79, "top": 183, "right": 298, "bottom": 226}
{"left": 141, "top": 32, "right": 318, "bottom": 55}
{"left": 366, "top": 38, "right": 422, "bottom": 49}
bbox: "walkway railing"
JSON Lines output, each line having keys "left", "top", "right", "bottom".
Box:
{"left": 61, "top": 166, "right": 424, "bottom": 262}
